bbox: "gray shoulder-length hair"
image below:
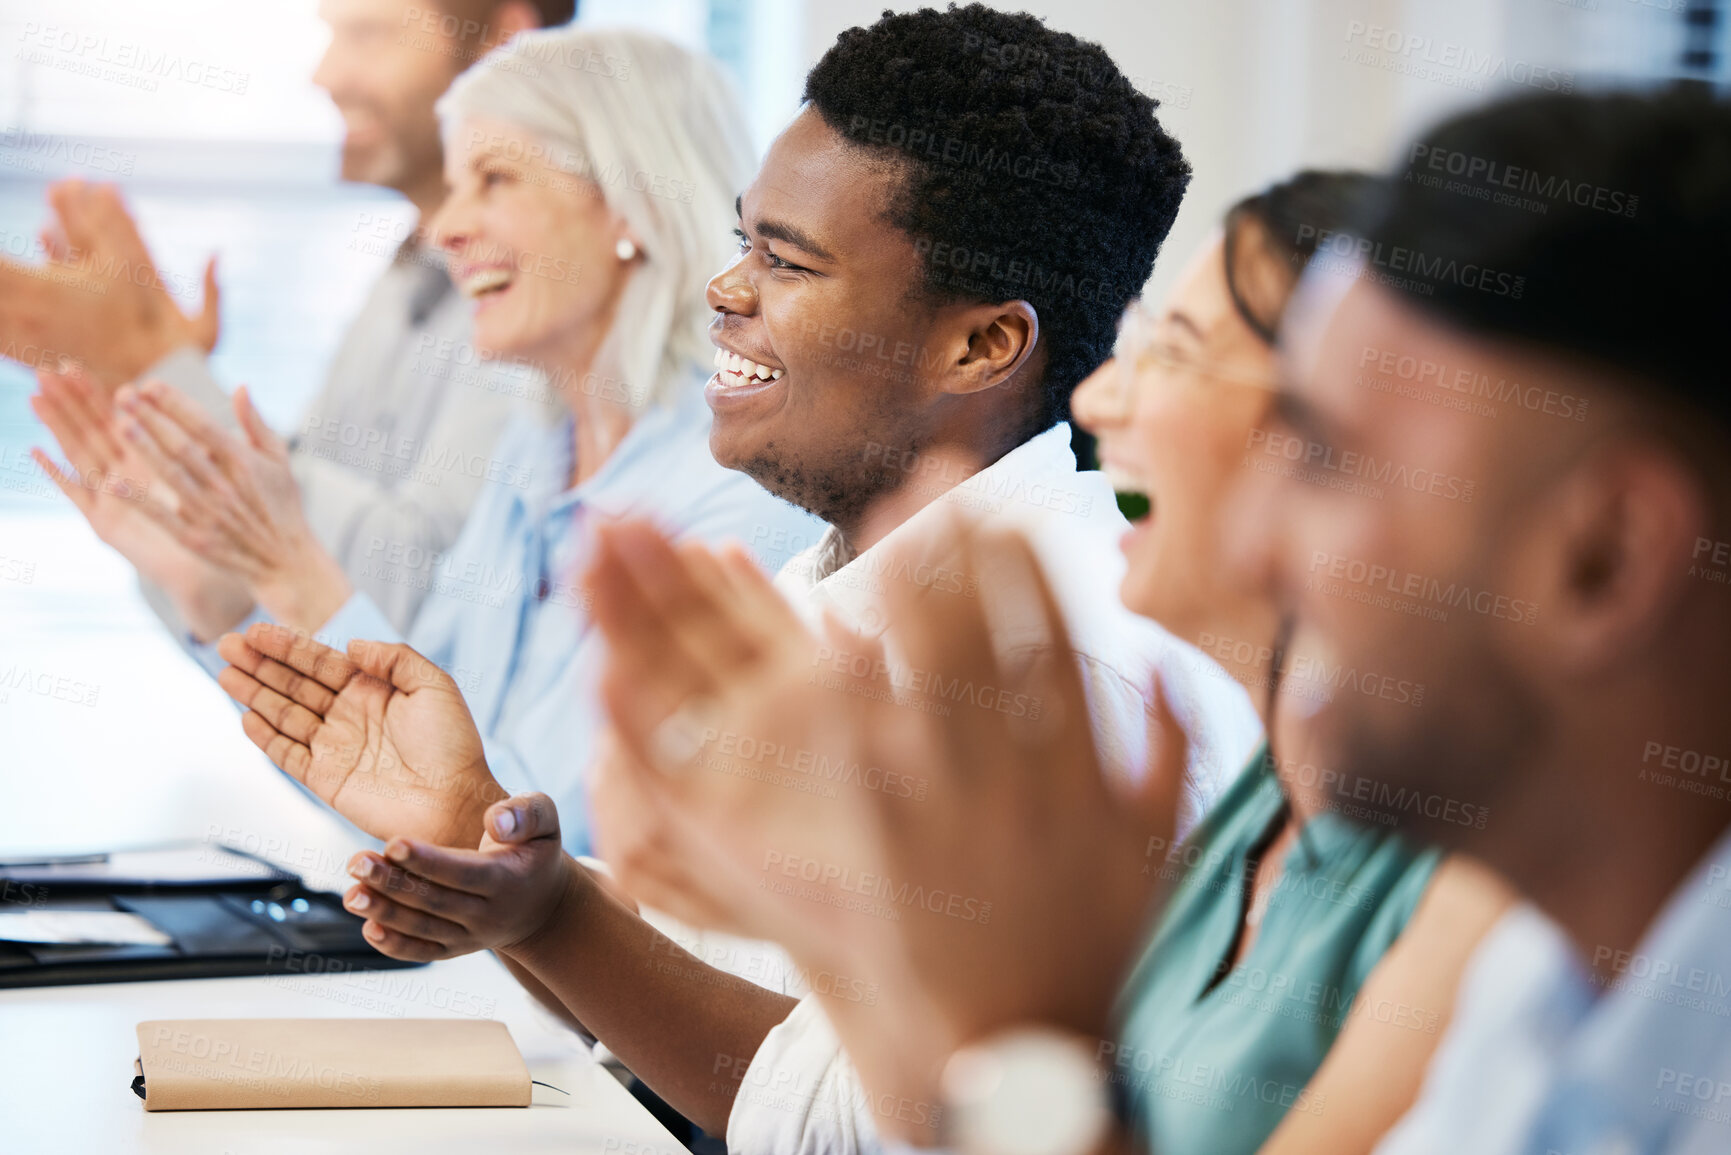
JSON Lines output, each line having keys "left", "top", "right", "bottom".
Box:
{"left": 437, "top": 26, "right": 754, "bottom": 410}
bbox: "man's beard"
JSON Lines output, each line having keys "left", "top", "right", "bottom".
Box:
{"left": 342, "top": 136, "right": 410, "bottom": 191}
{"left": 1325, "top": 632, "right": 1547, "bottom": 850}
{"left": 736, "top": 439, "right": 908, "bottom": 533}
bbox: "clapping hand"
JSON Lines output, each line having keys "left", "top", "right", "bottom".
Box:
{"left": 115, "top": 377, "right": 352, "bottom": 632}
{"left": 217, "top": 623, "right": 507, "bottom": 848}
{"left": 30, "top": 363, "right": 252, "bottom": 640}
{"left": 340, "top": 793, "right": 580, "bottom": 963}
{"left": 588, "top": 516, "right": 1186, "bottom": 1048}
{"left": 0, "top": 180, "right": 218, "bottom": 388}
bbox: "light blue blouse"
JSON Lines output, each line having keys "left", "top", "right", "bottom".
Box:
{"left": 199, "top": 376, "right": 824, "bottom": 855}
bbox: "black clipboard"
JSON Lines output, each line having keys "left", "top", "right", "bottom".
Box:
{"left": 0, "top": 842, "right": 425, "bottom": 988}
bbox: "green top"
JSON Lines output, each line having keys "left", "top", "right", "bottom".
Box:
{"left": 1111, "top": 748, "right": 1441, "bottom": 1155}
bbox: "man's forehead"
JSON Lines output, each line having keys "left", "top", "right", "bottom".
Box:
{"left": 1290, "top": 277, "right": 1596, "bottom": 478}
{"left": 743, "top": 110, "right": 901, "bottom": 242}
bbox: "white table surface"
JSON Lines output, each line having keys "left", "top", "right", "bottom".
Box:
{"left": 0, "top": 517, "right": 687, "bottom": 1154}
{"left": 0, "top": 953, "right": 690, "bottom": 1155}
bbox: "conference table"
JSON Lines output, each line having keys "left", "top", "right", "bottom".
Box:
{"left": 0, "top": 516, "right": 687, "bottom": 1153}
{"left": 0, "top": 952, "right": 689, "bottom": 1154}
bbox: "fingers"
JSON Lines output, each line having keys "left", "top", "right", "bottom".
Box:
{"left": 194, "top": 255, "right": 221, "bottom": 353}
{"left": 114, "top": 389, "right": 222, "bottom": 519}
{"left": 369, "top": 838, "right": 500, "bottom": 898}
{"left": 1128, "top": 674, "right": 1189, "bottom": 847}
{"left": 884, "top": 522, "right": 1005, "bottom": 764}
{"left": 38, "top": 221, "right": 72, "bottom": 265}
{"left": 32, "top": 370, "right": 124, "bottom": 478}
{"left": 358, "top": 919, "right": 453, "bottom": 963}
{"left": 132, "top": 379, "right": 276, "bottom": 539}
{"left": 236, "top": 708, "right": 313, "bottom": 783}
{"left": 215, "top": 663, "right": 325, "bottom": 745}
{"left": 216, "top": 635, "right": 337, "bottom": 717}
{"left": 241, "top": 623, "right": 358, "bottom": 695}
{"left": 29, "top": 448, "right": 99, "bottom": 517}
{"left": 485, "top": 793, "right": 560, "bottom": 845}
{"left": 234, "top": 386, "right": 288, "bottom": 460}
{"left": 344, "top": 859, "right": 481, "bottom": 944}
{"left": 135, "top": 378, "right": 240, "bottom": 472}
{"left": 606, "top": 520, "right": 765, "bottom": 686}
{"left": 345, "top": 639, "right": 454, "bottom": 696}
{"left": 77, "top": 183, "right": 153, "bottom": 266}
{"left": 116, "top": 386, "right": 260, "bottom": 546}
{"left": 346, "top": 879, "right": 472, "bottom": 948}
{"left": 220, "top": 632, "right": 348, "bottom": 713}
{"left": 48, "top": 179, "right": 99, "bottom": 254}
{"left": 715, "top": 542, "right": 805, "bottom": 632}
{"left": 587, "top": 522, "right": 730, "bottom": 731}
{"left": 975, "top": 529, "right": 1094, "bottom": 777}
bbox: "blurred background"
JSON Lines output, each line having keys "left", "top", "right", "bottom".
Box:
{"left": 0, "top": 0, "right": 1725, "bottom": 857}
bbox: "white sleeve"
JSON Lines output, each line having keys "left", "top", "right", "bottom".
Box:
{"left": 726, "top": 996, "right": 882, "bottom": 1155}
{"left": 139, "top": 345, "right": 238, "bottom": 428}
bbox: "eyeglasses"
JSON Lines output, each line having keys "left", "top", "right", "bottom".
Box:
{"left": 1110, "top": 302, "right": 1278, "bottom": 395}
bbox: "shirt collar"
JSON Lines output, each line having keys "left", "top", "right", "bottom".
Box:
{"left": 778, "top": 422, "right": 1080, "bottom": 609}
{"left": 1528, "top": 824, "right": 1731, "bottom": 1151}
{"left": 513, "top": 370, "right": 714, "bottom": 518}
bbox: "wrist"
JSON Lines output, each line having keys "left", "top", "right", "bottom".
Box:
{"left": 115, "top": 326, "right": 196, "bottom": 387}
{"left": 254, "top": 542, "right": 351, "bottom": 633}
{"left": 446, "top": 774, "right": 509, "bottom": 849}
{"left": 501, "top": 854, "right": 589, "bottom": 965}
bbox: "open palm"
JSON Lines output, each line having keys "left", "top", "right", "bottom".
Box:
{"left": 217, "top": 624, "right": 505, "bottom": 848}
{"left": 31, "top": 365, "right": 252, "bottom": 639}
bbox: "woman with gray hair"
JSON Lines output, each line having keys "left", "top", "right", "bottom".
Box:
{"left": 101, "top": 25, "right": 824, "bottom": 855}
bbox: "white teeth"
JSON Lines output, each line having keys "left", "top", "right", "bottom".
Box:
{"left": 1100, "top": 463, "right": 1146, "bottom": 495}
{"left": 460, "top": 267, "right": 512, "bottom": 297}
{"left": 711, "top": 349, "right": 784, "bottom": 387}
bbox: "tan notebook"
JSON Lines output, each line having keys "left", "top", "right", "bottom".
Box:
{"left": 134, "top": 1019, "right": 532, "bottom": 1110}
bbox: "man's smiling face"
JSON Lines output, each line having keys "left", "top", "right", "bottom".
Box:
{"left": 704, "top": 107, "right": 967, "bottom": 531}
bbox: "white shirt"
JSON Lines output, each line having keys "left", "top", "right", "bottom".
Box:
{"left": 1378, "top": 826, "right": 1731, "bottom": 1155}
{"left": 725, "top": 423, "right": 1263, "bottom": 1155}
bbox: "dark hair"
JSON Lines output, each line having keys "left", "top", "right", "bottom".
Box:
{"left": 1363, "top": 85, "right": 1731, "bottom": 430}
{"left": 802, "top": 4, "right": 1191, "bottom": 440}
{"left": 1223, "top": 170, "right": 1385, "bottom": 343}
{"left": 433, "top": 0, "right": 577, "bottom": 49}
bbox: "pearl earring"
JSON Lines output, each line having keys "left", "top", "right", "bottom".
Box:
{"left": 615, "top": 237, "right": 638, "bottom": 262}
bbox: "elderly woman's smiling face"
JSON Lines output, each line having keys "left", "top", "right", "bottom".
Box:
{"left": 430, "top": 115, "right": 637, "bottom": 368}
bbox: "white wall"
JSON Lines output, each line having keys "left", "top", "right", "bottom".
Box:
{"left": 793, "top": 0, "right": 1691, "bottom": 303}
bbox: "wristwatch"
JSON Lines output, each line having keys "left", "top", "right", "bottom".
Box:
{"left": 941, "top": 1027, "right": 1113, "bottom": 1155}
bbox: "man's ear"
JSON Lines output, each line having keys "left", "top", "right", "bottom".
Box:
{"left": 939, "top": 300, "right": 1040, "bottom": 397}
{"left": 1533, "top": 440, "right": 1709, "bottom": 674}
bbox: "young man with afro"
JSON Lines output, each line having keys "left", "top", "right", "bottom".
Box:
{"left": 210, "top": 3, "right": 1262, "bottom": 1146}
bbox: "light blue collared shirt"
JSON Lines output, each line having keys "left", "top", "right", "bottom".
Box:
{"left": 1378, "top": 825, "right": 1731, "bottom": 1155}
{"left": 200, "top": 375, "right": 823, "bottom": 856}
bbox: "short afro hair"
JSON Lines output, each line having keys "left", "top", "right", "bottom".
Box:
{"left": 1364, "top": 85, "right": 1731, "bottom": 432}
{"left": 802, "top": 4, "right": 1191, "bottom": 439}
